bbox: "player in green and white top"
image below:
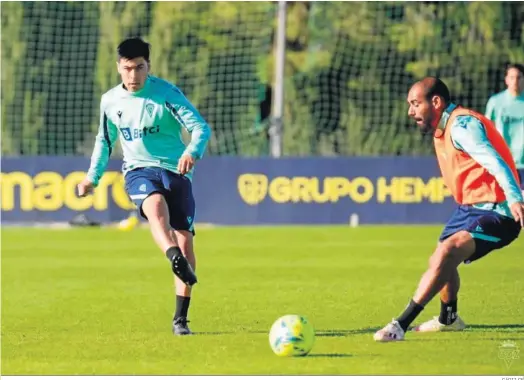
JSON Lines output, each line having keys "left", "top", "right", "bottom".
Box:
{"left": 485, "top": 63, "right": 524, "bottom": 181}
{"left": 78, "top": 37, "right": 212, "bottom": 335}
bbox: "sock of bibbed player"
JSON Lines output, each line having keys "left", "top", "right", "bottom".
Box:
{"left": 174, "top": 295, "right": 191, "bottom": 320}
{"left": 396, "top": 299, "right": 424, "bottom": 331}
{"left": 438, "top": 299, "right": 457, "bottom": 325}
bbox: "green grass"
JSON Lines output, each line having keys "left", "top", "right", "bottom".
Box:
{"left": 2, "top": 226, "right": 523, "bottom": 375}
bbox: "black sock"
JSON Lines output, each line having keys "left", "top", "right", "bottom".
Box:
{"left": 438, "top": 299, "right": 457, "bottom": 325}
{"left": 174, "top": 296, "right": 191, "bottom": 320}
{"left": 396, "top": 299, "right": 424, "bottom": 331}
{"left": 166, "top": 246, "right": 182, "bottom": 262}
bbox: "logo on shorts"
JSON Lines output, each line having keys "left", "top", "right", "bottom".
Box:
{"left": 498, "top": 340, "right": 520, "bottom": 368}
{"left": 475, "top": 225, "right": 483, "bottom": 233}
{"left": 186, "top": 216, "right": 194, "bottom": 231}
{"left": 139, "top": 184, "right": 147, "bottom": 192}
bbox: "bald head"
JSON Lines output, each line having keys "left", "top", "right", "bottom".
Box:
{"left": 410, "top": 77, "right": 451, "bottom": 104}
{"left": 407, "top": 77, "right": 451, "bottom": 134}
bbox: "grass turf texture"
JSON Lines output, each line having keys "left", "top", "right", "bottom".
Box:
{"left": 2, "top": 226, "right": 523, "bottom": 375}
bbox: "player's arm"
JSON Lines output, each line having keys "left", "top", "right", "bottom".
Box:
{"left": 78, "top": 97, "right": 118, "bottom": 196}
{"left": 450, "top": 117, "right": 524, "bottom": 225}
{"left": 484, "top": 96, "right": 496, "bottom": 121}
{"left": 165, "top": 90, "right": 212, "bottom": 175}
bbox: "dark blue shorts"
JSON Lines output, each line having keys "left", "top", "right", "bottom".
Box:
{"left": 124, "top": 167, "right": 195, "bottom": 234}
{"left": 439, "top": 205, "right": 520, "bottom": 264}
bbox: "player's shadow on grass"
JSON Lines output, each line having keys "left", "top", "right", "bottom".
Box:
{"left": 197, "top": 332, "right": 243, "bottom": 335}
{"left": 197, "top": 330, "right": 268, "bottom": 335}
{"left": 315, "top": 327, "right": 380, "bottom": 337}
{"left": 198, "top": 327, "right": 384, "bottom": 337}
{"left": 467, "top": 324, "right": 524, "bottom": 330}
{"left": 307, "top": 353, "right": 353, "bottom": 358}
{"left": 416, "top": 324, "right": 524, "bottom": 342}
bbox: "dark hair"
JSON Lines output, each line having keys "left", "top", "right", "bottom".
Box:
{"left": 506, "top": 63, "right": 524, "bottom": 77}
{"left": 117, "top": 37, "right": 150, "bottom": 62}
{"left": 424, "top": 76, "right": 451, "bottom": 104}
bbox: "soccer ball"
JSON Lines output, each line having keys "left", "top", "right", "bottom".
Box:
{"left": 269, "top": 315, "right": 315, "bottom": 357}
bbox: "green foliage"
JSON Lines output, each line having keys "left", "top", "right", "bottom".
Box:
{"left": 147, "top": 2, "right": 274, "bottom": 155}
{"left": 282, "top": 1, "right": 524, "bottom": 156}
{"left": 2, "top": 2, "right": 100, "bottom": 155}
{"left": 1, "top": 2, "right": 523, "bottom": 156}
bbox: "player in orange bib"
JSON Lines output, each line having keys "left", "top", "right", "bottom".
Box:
{"left": 374, "top": 77, "right": 524, "bottom": 342}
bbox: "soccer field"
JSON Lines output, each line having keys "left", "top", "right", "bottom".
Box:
{"left": 2, "top": 226, "right": 523, "bottom": 375}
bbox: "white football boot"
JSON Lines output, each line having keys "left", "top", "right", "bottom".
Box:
{"left": 373, "top": 320, "right": 405, "bottom": 342}
{"left": 412, "top": 315, "right": 466, "bottom": 332}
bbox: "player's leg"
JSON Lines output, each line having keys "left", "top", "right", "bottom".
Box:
{"left": 439, "top": 266, "right": 460, "bottom": 324}
{"left": 441, "top": 266, "right": 459, "bottom": 305}
{"left": 374, "top": 232, "right": 473, "bottom": 342}
{"left": 375, "top": 231, "right": 474, "bottom": 341}
{"left": 141, "top": 193, "right": 197, "bottom": 286}
{"left": 171, "top": 230, "right": 196, "bottom": 335}
{"left": 373, "top": 207, "right": 473, "bottom": 341}
{"left": 410, "top": 231, "right": 473, "bottom": 307}
{"left": 172, "top": 229, "right": 196, "bottom": 297}
{"left": 160, "top": 169, "right": 197, "bottom": 335}
{"left": 125, "top": 167, "right": 197, "bottom": 286}
{"left": 142, "top": 193, "right": 177, "bottom": 251}
{"left": 412, "top": 209, "right": 521, "bottom": 333}
{"left": 411, "top": 267, "right": 466, "bottom": 332}
{"left": 411, "top": 249, "right": 466, "bottom": 332}
{"left": 374, "top": 206, "right": 521, "bottom": 342}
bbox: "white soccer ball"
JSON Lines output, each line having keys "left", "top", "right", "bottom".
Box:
{"left": 269, "top": 315, "right": 315, "bottom": 357}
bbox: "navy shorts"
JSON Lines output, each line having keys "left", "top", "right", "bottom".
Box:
{"left": 124, "top": 167, "right": 195, "bottom": 234}
{"left": 439, "top": 205, "right": 520, "bottom": 264}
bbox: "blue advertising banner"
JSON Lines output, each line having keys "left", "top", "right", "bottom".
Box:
{"left": 1, "top": 157, "right": 132, "bottom": 224}
{"left": 1, "top": 156, "right": 457, "bottom": 225}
